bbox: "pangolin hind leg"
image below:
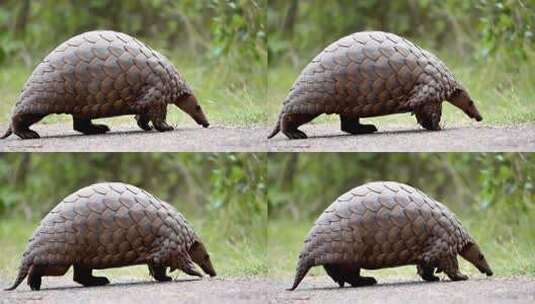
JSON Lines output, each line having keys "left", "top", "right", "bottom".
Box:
{"left": 323, "top": 264, "right": 346, "bottom": 287}
{"left": 340, "top": 116, "right": 378, "bottom": 135}
{"left": 281, "top": 113, "right": 318, "bottom": 139}
{"left": 345, "top": 268, "right": 377, "bottom": 287}
{"left": 417, "top": 264, "right": 440, "bottom": 282}
{"left": 73, "top": 265, "right": 110, "bottom": 287}
{"left": 27, "top": 266, "right": 41, "bottom": 291}
{"left": 73, "top": 118, "right": 110, "bottom": 135}
{"left": 323, "top": 264, "right": 377, "bottom": 288}
{"left": 439, "top": 256, "right": 468, "bottom": 281}
{"left": 11, "top": 114, "right": 45, "bottom": 139}
{"left": 148, "top": 265, "right": 172, "bottom": 282}
{"left": 27, "top": 265, "right": 70, "bottom": 291}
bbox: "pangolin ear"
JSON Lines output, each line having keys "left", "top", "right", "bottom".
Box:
{"left": 189, "top": 240, "right": 203, "bottom": 257}
{"left": 450, "top": 87, "right": 463, "bottom": 99}
{"left": 190, "top": 240, "right": 200, "bottom": 251}
{"left": 460, "top": 241, "right": 476, "bottom": 255}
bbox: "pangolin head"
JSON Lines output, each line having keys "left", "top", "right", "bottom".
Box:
{"left": 175, "top": 94, "right": 210, "bottom": 128}
{"left": 460, "top": 241, "right": 493, "bottom": 276}
{"left": 189, "top": 240, "right": 216, "bottom": 277}
{"left": 447, "top": 87, "right": 483, "bottom": 122}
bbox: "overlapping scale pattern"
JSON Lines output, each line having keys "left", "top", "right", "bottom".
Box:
{"left": 13, "top": 31, "right": 191, "bottom": 118}
{"left": 282, "top": 31, "right": 457, "bottom": 117}
{"left": 298, "top": 181, "right": 471, "bottom": 271}
{"left": 22, "top": 182, "right": 197, "bottom": 270}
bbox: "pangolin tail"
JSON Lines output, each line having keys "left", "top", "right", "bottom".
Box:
{"left": 4, "top": 260, "right": 30, "bottom": 291}
{"left": 267, "top": 115, "right": 281, "bottom": 139}
{"left": 1, "top": 125, "right": 12, "bottom": 139}
{"left": 288, "top": 259, "right": 312, "bottom": 291}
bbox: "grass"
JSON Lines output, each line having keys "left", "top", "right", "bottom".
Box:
{"left": 0, "top": 51, "right": 267, "bottom": 128}
{"left": 267, "top": 52, "right": 535, "bottom": 128}
{"left": 268, "top": 212, "right": 535, "bottom": 282}
{"left": 0, "top": 216, "right": 267, "bottom": 282}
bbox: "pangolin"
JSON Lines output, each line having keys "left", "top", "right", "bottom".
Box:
{"left": 5, "top": 182, "right": 216, "bottom": 291}
{"left": 268, "top": 31, "right": 483, "bottom": 139}
{"left": 1, "top": 30, "right": 209, "bottom": 140}
{"left": 290, "top": 181, "right": 492, "bottom": 290}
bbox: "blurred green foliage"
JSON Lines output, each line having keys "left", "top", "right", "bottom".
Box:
{"left": 268, "top": 0, "right": 534, "bottom": 65}
{"left": 0, "top": 153, "right": 266, "bottom": 234}
{"left": 0, "top": 0, "right": 266, "bottom": 69}
{"left": 268, "top": 153, "right": 534, "bottom": 220}
{"left": 0, "top": 153, "right": 267, "bottom": 277}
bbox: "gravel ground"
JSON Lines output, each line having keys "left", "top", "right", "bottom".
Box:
{"left": 0, "top": 123, "right": 267, "bottom": 152}
{"left": 270, "top": 276, "right": 535, "bottom": 304}
{"left": 2, "top": 276, "right": 534, "bottom": 304}
{"left": 267, "top": 123, "right": 535, "bottom": 152}
{"left": 1, "top": 122, "right": 534, "bottom": 152}
{"left": 1, "top": 277, "right": 271, "bottom": 304}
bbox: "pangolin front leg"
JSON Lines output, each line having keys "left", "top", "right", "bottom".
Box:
{"left": 135, "top": 114, "right": 152, "bottom": 131}
{"left": 339, "top": 116, "right": 378, "bottom": 135}
{"left": 417, "top": 264, "right": 440, "bottom": 282}
{"left": 148, "top": 265, "right": 172, "bottom": 282}
{"left": 409, "top": 88, "right": 443, "bottom": 131}
{"left": 176, "top": 258, "right": 203, "bottom": 278}
{"left": 414, "top": 102, "right": 442, "bottom": 131}
{"left": 439, "top": 256, "right": 468, "bottom": 281}
{"left": 139, "top": 87, "right": 173, "bottom": 132}
{"left": 323, "top": 264, "right": 377, "bottom": 288}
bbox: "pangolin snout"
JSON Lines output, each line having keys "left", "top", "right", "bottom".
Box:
{"left": 470, "top": 109, "right": 483, "bottom": 121}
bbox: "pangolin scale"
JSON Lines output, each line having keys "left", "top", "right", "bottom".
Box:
{"left": 290, "top": 181, "right": 492, "bottom": 290}
{"left": 1, "top": 30, "right": 209, "bottom": 140}
{"left": 268, "top": 31, "right": 483, "bottom": 139}
{"left": 5, "top": 182, "right": 216, "bottom": 291}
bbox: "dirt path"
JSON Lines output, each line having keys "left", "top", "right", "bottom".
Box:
{"left": 1, "top": 277, "right": 271, "bottom": 304}
{"left": 1, "top": 122, "right": 534, "bottom": 152}
{"left": 2, "top": 276, "right": 534, "bottom": 304}
{"left": 271, "top": 276, "right": 535, "bottom": 304}
{"left": 0, "top": 123, "right": 268, "bottom": 152}
{"left": 268, "top": 123, "right": 535, "bottom": 152}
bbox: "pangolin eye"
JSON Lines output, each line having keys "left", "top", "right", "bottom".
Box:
{"left": 196, "top": 105, "right": 201, "bottom": 111}
{"left": 479, "top": 254, "right": 484, "bottom": 260}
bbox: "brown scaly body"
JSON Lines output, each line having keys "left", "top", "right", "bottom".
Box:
{"left": 5, "top": 182, "right": 216, "bottom": 291}
{"left": 1, "top": 30, "right": 209, "bottom": 140}
{"left": 268, "top": 31, "right": 483, "bottom": 140}
{"left": 290, "top": 181, "right": 492, "bottom": 290}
